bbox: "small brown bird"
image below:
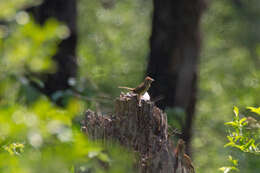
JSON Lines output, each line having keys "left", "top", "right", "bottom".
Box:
{"left": 174, "top": 139, "right": 195, "bottom": 173}
{"left": 119, "top": 76, "right": 154, "bottom": 105}
{"left": 119, "top": 76, "right": 154, "bottom": 95}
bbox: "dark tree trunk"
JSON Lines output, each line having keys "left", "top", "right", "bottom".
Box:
{"left": 147, "top": 0, "right": 205, "bottom": 153}
{"left": 27, "top": 0, "right": 78, "bottom": 98}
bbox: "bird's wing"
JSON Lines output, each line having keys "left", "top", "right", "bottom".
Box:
{"left": 133, "top": 82, "right": 147, "bottom": 94}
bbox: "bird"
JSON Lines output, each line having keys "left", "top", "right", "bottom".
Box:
{"left": 174, "top": 139, "right": 195, "bottom": 173}
{"left": 119, "top": 76, "right": 154, "bottom": 105}
{"left": 119, "top": 76, "right": 154, "bottom": 95}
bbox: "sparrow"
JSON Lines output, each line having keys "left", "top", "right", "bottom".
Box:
{"left": 119, "top": 76, "right": 154, "bottom": 95}
{"left": 119, "top": 76, "right": 154, "bottom": 104}
{"left": 174, "top": 139, "right": 195, "bottom": 173}
{"left": 118, "top": 76, "right": 154, "bottom": 106}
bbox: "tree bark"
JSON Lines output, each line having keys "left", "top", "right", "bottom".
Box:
{"left": 147, "top": 0, "right": 205, "bottom": 153}
{"left": 27, "top": 0, "right": 78, "bottom": 98}
{"left": 81, "top": 94, "right": 190, "bottom": 173}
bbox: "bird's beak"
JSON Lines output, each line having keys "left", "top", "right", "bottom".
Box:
{"left": 146, "top": 76, "right": 155, "bottom": 82}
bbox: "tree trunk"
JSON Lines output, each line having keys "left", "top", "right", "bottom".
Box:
{"left": 27, "top": 0, "right": 78, "bottom": 98}
{"left": 147, "top": 0, "right": 205, "bottom": 153}
{"left": 82, "top": 94, "right": 191, "bottom": 173}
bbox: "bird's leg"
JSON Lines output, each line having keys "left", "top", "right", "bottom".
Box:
{"left": 137, "top": 94, "right": 141, "bottom": 107}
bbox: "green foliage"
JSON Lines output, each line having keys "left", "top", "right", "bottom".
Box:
{"left": 225, "top": 107, "right": 259, "bottom": 153}
{"left": 247, "top": 107, "right": 260, "bottom": 115}
{"left": 0, "top": 5, "right": 65, "bottom": 104}
{"left": 0, "top": 0, "right": 41, "bottom": 19}
{"left": 194, "top": 0, "right": 260, "bottom": 172}
{"left": 2, "top": 0, "right": 260, "bottom": 172}
{"left": 220, "top": 106, "right": 260, "bottom": 172}
{"left": 219, "top": 156, "right": 239, "bottom": 173}
{"left": 3, "top": 143, "right": 25, "bottom": 156}
{"left": 1, "top": 17, "right": 62, "bottom": 74}
{"left": 0, "top": 1, "right": 135, "bottom": 173}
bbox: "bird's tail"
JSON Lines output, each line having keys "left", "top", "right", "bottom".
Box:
{"left": 118, "top": 86, "right": 134, "bottom": 91}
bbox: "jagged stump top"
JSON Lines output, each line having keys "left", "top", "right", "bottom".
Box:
{"left": 81, "top": 93, "right": 178, "bottom": 173}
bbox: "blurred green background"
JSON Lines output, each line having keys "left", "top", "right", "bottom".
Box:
{"left": 194, "top": 1, "right": 260, "bottom": 172}
{"left": 0, "top": 0, "right": 260, "bottom": 172}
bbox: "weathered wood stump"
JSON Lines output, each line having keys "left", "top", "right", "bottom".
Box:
{"left": 81, "top": 93, "right": 180, "bottom": 173}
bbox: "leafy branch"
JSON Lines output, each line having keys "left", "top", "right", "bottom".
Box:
{"left": 220, "top": 106, "right": 260, "bottom": 173}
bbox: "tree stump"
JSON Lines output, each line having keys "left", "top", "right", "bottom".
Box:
{"left": 81, "top": 93, "right": 182, "bottom": 173}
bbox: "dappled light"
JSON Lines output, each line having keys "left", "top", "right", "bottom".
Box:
{"left": 0, "top": 0, "right": 260, "bottom": 173}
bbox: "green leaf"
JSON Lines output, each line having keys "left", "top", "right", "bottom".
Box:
{"left": 219, "top": 166, "right": 239, "bottom": 173}
{"left": 227, "top": 136, "right": 234, "bottom": 143}
{"left": 219, "top": 167, "right": 229, "bottom": 172}
{"left": 247, "top": 107, "right": 260, "bottom": 115}
{"left": 233, "top": 106, "right": 239, "bottom": 117}
{"left": 224, "top": 142, "right": 234, "bottom": 148}
{"left": 225, "top": 122, "right": 238, "bottom": 127}
{"left": 228, "top": 155, "right": 238, "bottom": 166}
{"left": 239, "top": 117, "right": 247, "bottom": 125}
{"left": 242, "top": 139, "right": 255, "bottom": 151}
{"left": 219, "top": 167, "right": 232, "bottom": 173}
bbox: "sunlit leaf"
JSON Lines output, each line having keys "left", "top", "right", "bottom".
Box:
{"left": 225, "top": 122, "right": 237, "bottom": 127}
{"left": 233, "top": 106, "right": 239, "bottom": 117}
{"left": 239, "top": 117, "right": 247, "bottom": 125}
{"left": 247, "top": 107, "right": 260, "bottom": 115}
